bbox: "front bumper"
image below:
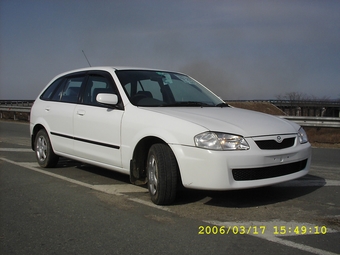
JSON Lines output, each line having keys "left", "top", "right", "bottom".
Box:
{"left": 170, "top": 142, "right": 311, "bottom": 190}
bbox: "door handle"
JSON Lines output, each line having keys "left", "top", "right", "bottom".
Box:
{"left": 45, "top": 107, "right": 50, "bottom": 112}
{"left": 77, "top": 110, "right": 86, "bottom": 116}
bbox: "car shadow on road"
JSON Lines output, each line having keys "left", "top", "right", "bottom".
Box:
{"left": 50, "top": 157, "right": 131, "bottom": 184}
{"left": 51, "top": 158, "right": 326, "bottom": 208}
{"left": 174, "top": 174, "right": 326, "bottom": 208}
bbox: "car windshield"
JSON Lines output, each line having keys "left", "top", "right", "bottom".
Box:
{"left": 116, "top": 70, "right": 227, "bottom": 107}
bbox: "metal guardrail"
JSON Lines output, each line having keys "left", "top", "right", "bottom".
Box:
{"left": 0, "top": 101, "right": 34, "bottom": 121}
{"left": 0, "top": 100, "right": 34, "bottom": 107}
{"left": 0, "top": 106, "right": 31, "bottom": 113}
{"left": 226, "top": 99, "right": 340, "bottom": 107}
{"left": 281, "top": 116, "right": 340, "bottom": 128}
{"left": 271, "top": 100, "right": 340, "bottom": 107}
{"left": 0, "top": 106, "right": 31, "bottom": 121}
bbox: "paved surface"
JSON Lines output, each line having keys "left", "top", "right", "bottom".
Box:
{"left": 1, "top": 120, "right": 339, "bottom": 254}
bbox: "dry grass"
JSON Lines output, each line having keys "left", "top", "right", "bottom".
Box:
{"left": 227, "top": 101, "right": 285, "bottom": 115}
{"left": 304, "top": 127, "right": 340, "bottom": 148}
{"left": 0, "top": 111, "right": 30, "bottom": 122}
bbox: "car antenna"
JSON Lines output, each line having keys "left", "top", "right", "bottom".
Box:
{"left": 82, "top": 50, "right": 92, "bottom": 67}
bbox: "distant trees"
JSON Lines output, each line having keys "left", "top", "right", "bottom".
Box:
{"left": 275, "top": 92, "right": 332, "bottom": 101}
{"left": 274, "top": 92, "right": 340, "bottom": 117}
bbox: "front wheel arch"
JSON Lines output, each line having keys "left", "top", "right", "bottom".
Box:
{"left": 130, "top": 136, "right": 165, "bottom": 184}
{"left": 146, "top": 143, "right": 179, "bottom": 205}
{"left": 130, "top": 137, "right": 181, "bottom": 204}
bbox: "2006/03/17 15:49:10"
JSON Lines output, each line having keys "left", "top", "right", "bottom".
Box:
{"left": 198, "top": 225, "right": 327, "bottom": 235}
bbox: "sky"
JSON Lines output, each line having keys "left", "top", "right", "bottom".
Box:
{"left": 1, "top": 0, "right": 339, "bottom": 100}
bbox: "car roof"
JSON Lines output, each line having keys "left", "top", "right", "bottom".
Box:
{"left": 50, "top": 66, "right": 184, "bottom": 83}
{"left": 59, "top": 66, "right": 174, "bottom": 75}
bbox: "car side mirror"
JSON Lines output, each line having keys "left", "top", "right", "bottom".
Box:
{"left": 96, "top": 93, "right": 118, "bottom": 106}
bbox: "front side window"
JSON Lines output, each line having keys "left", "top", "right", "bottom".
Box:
{"left": 116, "top": 70, "right": 225, "bottom": 107}
{"left": 82, "top": 75, "right": 115, "bottom": 106}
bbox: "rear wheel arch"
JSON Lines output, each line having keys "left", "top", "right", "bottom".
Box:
{"left": 32, "top": 126, "right": 59, "bottom": 168}
{"left": 31, "top": 124, "right": 45, "bottom": 150}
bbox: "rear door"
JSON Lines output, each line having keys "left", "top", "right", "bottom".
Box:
{"left": 73, "top": 71, "right": 124, "bottom": 167}
{"left": 39, "top": 73, "right": 86, "bottom": 155}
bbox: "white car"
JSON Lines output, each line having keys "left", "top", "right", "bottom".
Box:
{"left": 30, "top": 67, "right": 311, "bottom": 205}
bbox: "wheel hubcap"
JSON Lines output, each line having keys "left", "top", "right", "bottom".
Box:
{"left": 36, "top": 136, "right": 47, "bottom": 161}
{"left": 147, "top": 155, "right": 158, "bottom": 195}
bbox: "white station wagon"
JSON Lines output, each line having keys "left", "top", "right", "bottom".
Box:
{"left": 30, "top": 67, "right": 311, "bottom": 204}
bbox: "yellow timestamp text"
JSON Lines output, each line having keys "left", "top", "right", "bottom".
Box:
{"left": 198, "top": 225, "right": 328, "bottom": 235}
{"left": 198, "top": 225, "right": 266, "bottom": 235}
{"left": 273, "top": 225, "right": 327, "bottom": 235}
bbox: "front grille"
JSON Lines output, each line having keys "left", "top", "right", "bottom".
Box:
{"left": 232, "top": 159, "right": 308, "bottom": 181}
{"left": 255, "top": 137, "right": 295, "bottom": 150}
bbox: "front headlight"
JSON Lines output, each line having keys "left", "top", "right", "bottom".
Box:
{"left": 298, "top": 127, "right": 308, "bottom": 144}
{"left": 194, "top": 132, "right": 250, "bottom": 150}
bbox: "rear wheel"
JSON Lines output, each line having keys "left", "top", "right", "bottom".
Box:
{"left": 147, "top": 144, "right": 178, "bottom": 205}
{"left": 35, "top": 129, "right": 59, "bottom": 168}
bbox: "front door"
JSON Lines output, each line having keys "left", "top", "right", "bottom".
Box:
{"left": 73, "top": 72, "right": 124, "bottom": 167}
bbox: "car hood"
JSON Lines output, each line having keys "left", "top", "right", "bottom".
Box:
{"left": 143, "top": 107, "right": 298, "bottom": 137}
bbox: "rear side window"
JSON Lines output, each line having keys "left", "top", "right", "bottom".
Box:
{"left": 40, "top": 75, "right": 86, "bottom": 103}
{"left": 59, "top": 77, "right": 84, "bottom": 103}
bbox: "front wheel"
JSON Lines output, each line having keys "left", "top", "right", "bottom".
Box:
{"left": 34, "top": 129, "right": 59, "bottom": 168}
{"left": 147, "top": 144, "right": 178, "bottom": 205}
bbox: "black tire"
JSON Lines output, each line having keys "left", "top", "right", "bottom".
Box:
{"left": 146, "top": 143, "right": 178, "bottom": 205}
{"left": 34, "top": 129, "right": 59, "bottom": 168}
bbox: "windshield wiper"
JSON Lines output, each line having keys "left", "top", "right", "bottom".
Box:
{"left": 161, "top": 101, "right": 212, "bottom": 107}
{"left": 215, "top": 102, "right": 229, "bottom": 107}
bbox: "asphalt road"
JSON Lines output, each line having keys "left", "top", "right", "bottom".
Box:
{"left": 1, "top": 120, "right": 339, "bottom": 255}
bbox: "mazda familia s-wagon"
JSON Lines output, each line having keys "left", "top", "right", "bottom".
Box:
{"left": 30, "top": 66, "right": 311, "bottom": 205}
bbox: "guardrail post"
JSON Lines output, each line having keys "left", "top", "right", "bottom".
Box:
{"left": 296, "top": 107, "right": 301, "bottom": 116}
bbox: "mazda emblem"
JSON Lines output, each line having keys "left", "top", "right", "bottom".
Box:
{"left": 276, "top": 136, "right": 282, "bottom": 143}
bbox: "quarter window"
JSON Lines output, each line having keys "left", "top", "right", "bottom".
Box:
{"left": 40, "top": 77, "right": 63, "bottom": 100}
